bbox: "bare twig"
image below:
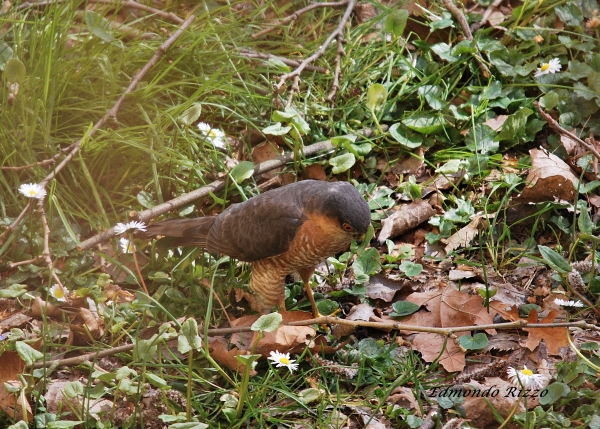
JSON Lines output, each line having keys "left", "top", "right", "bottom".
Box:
{"left": 273, "top": 0, "right": 356, "bottom": 95}
{"left": 37, "top": 198, "right": 64, "bottom": 288}
{"left": 6, "top": 256, "right": 44, "bottom": 269}
{"left": 1, "top": 144, "right": 74, "bottom": 171}
{"left": 0, "top": 13, "right": 197, "bottom": 247}
{"left": 77, "top": 125, "right": 387, "bottom": 251}
{"left": 18, "top": 0, "right": 184, "bottom": 24}
{"left": 441, "top": 0, "right": 491, "bottom": 77}
{"left": 326, "top": 35, "right": 345, "bottom": 103}
{"left": 442, "top": 0, "right": 473, "bottom": 39}
{"left": 251, "top": 1, "right": 349, "bottom": 39}
{"left": 238, "top": 49, "right": 328, "bottom": 73}
{"left": 471, "top": 0, "right": 506, "bottom": 32}
{"left": 27, "top": 317, "right": 597, "bottom": 370}
{"left": 534, "top": 101, "right": 600, "bottom": 161}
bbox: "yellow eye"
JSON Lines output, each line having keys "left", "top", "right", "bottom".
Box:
{"left": 342, "top": 223, "right": 354, "bottom": 232}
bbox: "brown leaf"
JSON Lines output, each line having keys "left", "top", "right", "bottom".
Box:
{"left": 252, "top": 141, "right": 283, "bottom": 179}
{"left": 0, "top": 351, "right": 30, "bottom": 420}
{"left": 378, "top": 199, "right": 435, "bottom": 244}
{"left": 462, "top": 378, "right": 524, "bottom": 428}
{"left": 412, "top": 333, "right": 466, "bottom": 372}
{"left": 518, "top": 148, "right": 579, "bottom": 203}
{"left": 524, "top": 308, "right": 568, "bottom": 355}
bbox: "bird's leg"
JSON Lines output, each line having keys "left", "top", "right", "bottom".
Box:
{"left": 298, "top": 267, "right": 322, "bottom": 318}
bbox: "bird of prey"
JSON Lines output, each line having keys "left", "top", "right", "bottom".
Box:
{"left": 145, "top": 180, "right": 371, "bottom": 316}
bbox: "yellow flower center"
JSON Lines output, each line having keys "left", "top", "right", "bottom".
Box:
{"left": 521, "top": 369, "right": 534, "bottom": 376}
{"left": 54, "top": 288, "right": 64, "bottom": 299}
{"left": 27, "top": 190, "right": 38, "bottom": 196}
{"left": 540, "top": 63, "right": 550, "bottom": 72}
{"left": 280, "top": 357, "right": 290, "bottom": 365}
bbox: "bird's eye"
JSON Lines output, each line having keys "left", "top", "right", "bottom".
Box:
{"left": 342, "top": 223, "right": 354, "bottom": 232}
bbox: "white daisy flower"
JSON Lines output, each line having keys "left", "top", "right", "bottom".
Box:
{"left": 114, "top": 221, "right": 147, "bottom": 235}
{"left": 197, "top": 122, "right": 226, "bottom": 148}
{"left": 18, "top": 183, "right": 47, "bottom": 200}
{"left": 534, "top": 58, "right": 562, "bottom": 77}
{"left": 554, "top": 298, "right": 584, "bottom": 307}
{"left": 119, "top": 237, "right": 134, "bottom": 254}
{"left": 49, "top": 284, "right": 69, "bottom": 302}
{"left": 507, "top": 366, "right": 545, "bottom": 390}
{"left": 268, "top": 350, "right": 299, "bottom": 373}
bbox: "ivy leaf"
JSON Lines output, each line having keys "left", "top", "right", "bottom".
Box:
{"left": 329, "top": 153, "right": 356, "bottom": 174}
{"left": 388, "top": 123, "right": 423, "bottom": 148}
{"left": 251, "top": 313, "right": 282, "bottom": 333}
{"left": 389, "top": 301, "right": 420, "bottom": 317}
{"left": 399, "top": 261, "right": 423, "bottom": 277}
{"left": 402, "top": 113, "right": 446, "bottom": 134}
{"left": 458, "top": 333, "right": 488, "bottom": 350}
{"left": 366, "top": 83, "right": 387, "bottom": 111}
{"left": 417, "top": 85, "right": 446, "bottom": 110}
{"left": 230, "top": 161, "right": 255, "bottom": 184}
{"left": 496, "top": 108, "right": 532, "bottom": 142}
{"left": 262, "top": 122, "right": 291, "bottom": 136}
{"left": 384, "top": 9, "right": 408, "bottom": 37}
{"left": 353, "top": 248, "right": 381, "bottom": 284}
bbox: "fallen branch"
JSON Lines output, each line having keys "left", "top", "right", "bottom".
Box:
{"left": 27, "top": 317, "right": 596, "bottom": 370}
{"left": 470, "top": 0, "right": 505, "bottom": 32}
{"left": 326, "top": 35, "right": 345, "bottom": 103}
{"left": 77, "top": 126, "right": 387, "bottom": 251}
{"left": 0, "top": 13, "right": 198, "bottom": 247}
{"left": 251, "top": 1, "right": 349, "bottom": 39}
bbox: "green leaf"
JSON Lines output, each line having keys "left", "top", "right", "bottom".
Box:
{"left": 15, "top": 341, "right": 44, "bottom": 365}
{"left": 298, "top": 387, "right": 322, "bottom": 404}
{"left": 178, "top": 318, "right": 201, "bottom": 354}
{"left": 578, "top": 209, "right": 593, "bottom": 235}
{"left": 366, "top": 83, "right": 387, "bottom": 111}
{"left": 230, "top": 161, "right": 255, "bottom": 184}
{"left": 538, "top": 245, "right": 572, "bottom": 273}
{"left": 262, "top": 122, "right": 291, "bottom": 136}
{"left": 353, "top": 248, "right": 381, "bottom": 284}
{"left": 63, "top": 381, "right": 84, "bottom": 398}
{"left": 465, "top": 124, "right": 498, "bottom": 154}
{"left": 496, "top": 108, "right": 532, "bottom": 142}
{"left": 458, "top": 333, "right": 488, "bottom": 350}
{"left": 251, "top": 312, "right": 282, "bottom": 333}
{"left": 390, "top": 301, "right": 420, "bottom": 317}
{"left": 329, "top": 153, "right": 356, "bottom": 174}
{"left": 47, "top": 422, "right": 85, "bottom": 429}
{"left": 0, "top": 284, "right": 28, "bottom": 298}
{"left": 384, "top": 9, "right": 408, "bottom": 37}
{"left": 399, "top": 261, "right": 423, "bottom": 277}
{"left": 417, "top": 85, "right": 446, "bottom": 110}
{"left": 136, "top": 190, "right": 156, "bottom": 209}
{"left": 388, "top": 123, "right": 423, "bottom": 148}
{"left": 317, "top": 299, "right": 338, "bottom": 315}
{"left": 235, "top": 354, "right": 261, "bottom": 366}
{"left": 84, "top": 11, "right": 116, "bottom": 43}
{"left": 539, "top": 382, "right": 570, "bottom": 405}
{"left": 555, "top": 4, "right": 583, "bottom": 26}
{"left": 146, "top": 373, "right": 169, "bottom": 389}
{"left": 0, "top": 41, "right": 14, "bottom": 70}
{"left": 330, "top": 135, "right": 357, "bottom": 147}
{"left": 168, "top": 423, "right": 209, "bottom": 429}
{"left": 4, "top": 58, "right": 26, "bottom": 84}
{"left": 178, "top": 103, "right": 202, "bottom": 126}
{"left": 134, "top": 339, "right": 157, "bottom": 362}
{"left": 402, "top": 113, "right": 446, "bottom": 134}
{"left": 539, "top": 92, "right": 559, "bottom": 110}
{"left": 430, "top": 43, "right": 458, "bottom": 63}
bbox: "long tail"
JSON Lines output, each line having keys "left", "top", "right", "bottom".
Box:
{"left": 144, "top": 217, "right": 216, "bottom": 248}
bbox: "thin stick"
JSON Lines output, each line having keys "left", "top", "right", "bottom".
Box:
{"left": 37, "top": 198, "right": 64, "bottom": 288}
{"left": 534, "top": 101, "right": 600, "bottom": 161}
{"left": 0, "top": 13, "right": 197, "bottom": 247}
{"left": 326, "top": 35, "right": 345, "bottom": 103}
{"left": 471, "top": 0, "right": 506, "bottom": 32}
{"left": 238, "top": 49, "right": 328, "bottom": 73}
{"left": 251, "top": 1, "right": 349, "bottom": 39}
{"left": 273, "top": 0, "right": 356, "bottom": 94}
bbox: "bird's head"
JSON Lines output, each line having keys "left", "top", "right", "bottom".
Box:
{"left": 314, "top": 182, "right": 371, "bottom": 240}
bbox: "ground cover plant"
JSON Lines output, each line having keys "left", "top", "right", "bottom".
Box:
{"left": 1, "top": 0, "right": 600, "bottom": 427}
